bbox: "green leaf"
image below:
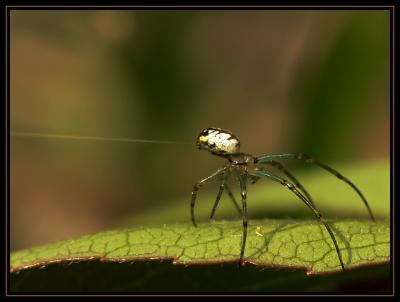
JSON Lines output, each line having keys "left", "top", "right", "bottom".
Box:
{"left": 11, "top": 220, "right": 389, "bottom": 278}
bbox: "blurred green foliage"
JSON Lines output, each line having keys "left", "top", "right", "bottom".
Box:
{"left": 113, "top": 11, "right": 199, "bottom": 203}
{"left": 294, "top": 11, "right": 389, "bottom": 161}
{"left": 117, "top": 11, "right": 197, "bottom": 136}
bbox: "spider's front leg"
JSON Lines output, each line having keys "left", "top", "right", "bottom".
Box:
{"left": 209, "top": 172, "right": 229, "bottom": 220}
{"left": 191, "top": 167, "right": 228, "bottom": 227}
{"left": 210, "top": 172, "right": 242, "bottom": 220}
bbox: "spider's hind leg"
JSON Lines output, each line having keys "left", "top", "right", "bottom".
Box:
{"left": 257, "top": 153, "right": 374, "bottom": 221}
{"left": 259, "top": 160, "right": 315, "bottom": 208}
{"left": 248, "top": 169, "right": 345, "bottom": 271}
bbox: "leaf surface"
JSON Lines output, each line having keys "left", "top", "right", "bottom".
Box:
{"left": 11, "top": 219, "right": 389, "bottom": 275}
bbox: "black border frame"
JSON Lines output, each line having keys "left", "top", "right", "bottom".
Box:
{"left": 3, "top": 2, "right": 396, "bottom": 297}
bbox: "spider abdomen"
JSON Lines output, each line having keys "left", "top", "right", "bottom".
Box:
{"left": 196, "top": 127, "right": 240, "bottom": 156}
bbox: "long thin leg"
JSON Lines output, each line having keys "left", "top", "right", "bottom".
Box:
{"left": 259, "top": 160, "right": 315, "bottom": 208}
{"left": 248, "top": 169, "right": 345, "bottom": 270}
{"left": 257, "top": 153, "right": 375, "bottom": 221}
{"left": 210, "top": 173, "right": 242, "bottom": 219}
{"left": 191, "top": 167, "right": 228, "bottom": 227}
{"left": 236, "top": 172, "right": 248, "bottom": 266}
{"left": 210, "top": 172, "right": 230, "bottom": 219}
{"left": 224, "top": 184, "right": 242, "bottom": 216}
{"left": 250, "top": 175, "right": 260, "bottom": 184}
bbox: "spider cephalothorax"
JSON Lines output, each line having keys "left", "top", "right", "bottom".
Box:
{"left": 190, "top": 127, "right": 375, "bottom": 271}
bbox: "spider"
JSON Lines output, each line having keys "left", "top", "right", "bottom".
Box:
{"left": 190, "top": 127, "right": 375, "bottom": 270}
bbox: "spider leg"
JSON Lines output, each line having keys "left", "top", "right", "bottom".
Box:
{"left": 249, "top": 175, "right": 260, "bottom": 184}
{"left": 258, "top": 160, "right": 315, "bottom": 208}
{"left": 210, "top": 173, "right": 242, "bottom": 219}
{"left": 236, "top": 171, "right": 248, "bottom": 266}
{"left": 210, "top": 172, "right": 230, "bottom": 220}
{"left": 248, "top": 169, "right": 345, "bottom": 271}
{"left": 257, "top": 153, "right": 375, "bottom": 221}
{"left": 224, "top": 183, "right": 243, "bottom": 216}
{"left": 191, "top": 167, "right": 228, "bottom": 227}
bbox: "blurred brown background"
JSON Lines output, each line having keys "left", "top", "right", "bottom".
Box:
{"left": 10, "top": 10, "right": 390, "bottom": 251}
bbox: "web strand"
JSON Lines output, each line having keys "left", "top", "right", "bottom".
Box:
{"left": 10, "top": 131, "right": 189, "bottom": 145}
